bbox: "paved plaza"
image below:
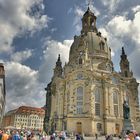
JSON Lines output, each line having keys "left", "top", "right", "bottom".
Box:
{"left": 41, "top": 136, "right": 119, "bottom": 140}
{"left": 67, "top": 136, "right": 119, "bottom": 140}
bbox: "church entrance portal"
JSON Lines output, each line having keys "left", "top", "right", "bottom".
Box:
{"left": 77, "top": 122, "right": 82, "bottom": 134}
{"left": 115, "top": 124, "right": 120, "bottom": 135}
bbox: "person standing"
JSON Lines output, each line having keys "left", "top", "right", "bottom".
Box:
{"left": 12, "top": 131, "right": 20, "bottom": 140}
{"left": 0, "top": 130, "right": 3, "bottom": 140}
{"left": 135, "top": 134, "right": 140, "bottom": 140}
{"left": 2, "top": 131, "right": 9, "bottom": 140}
{"left": 95, "top": 133, "right": 98, "bottom": 140}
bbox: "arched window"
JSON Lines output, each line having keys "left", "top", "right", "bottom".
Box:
{"left": 76, "top": 87, "right": 83, "bottom": 114}
{"left": 113, "top": 91, "right": 118, "bottom": 117}
{"left": 79, "top": 57, "right": 82, "bottom": 65}
{"left": 126, "top": 94, "right": 129, "bottom": 105}
{"left": 95, "top": 88, "right": 101, "bottom": 116}
{"left": 99, "top": 41, "right": 105, "bottom": 51}
{"left": 106, "top": 63, "right": 112, "bottom": 72}
{"left": 77, "top": 73, "right": 83, "bottom": 80}
{"left": 125, "top": 71, "right": 128, "bottom": 77}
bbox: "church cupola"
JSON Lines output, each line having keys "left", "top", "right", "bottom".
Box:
{"left": 120, "top": 47, "right": 133, "bottom": 77}
{"left": 81, "top": 6, "right": 97, "bottom": 34}
{"left": 53, "top": 54, "right": 63, "bottom": 77}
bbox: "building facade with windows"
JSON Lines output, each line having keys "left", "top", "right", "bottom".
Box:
{"left": 0, "top": 63, "right": 6, "bottom": 126}
{"left": 3, "top": 106, "right": 45, "bottom": 130}
{"left": 44, "top": 7, "right": 139, "bottom": 135}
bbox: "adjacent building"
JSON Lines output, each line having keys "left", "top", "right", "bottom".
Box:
{"left": 44, "top": 7, "right": 139, "bottom": 135}
{"left": 3, "top": 106, "right": 45, "bottom": 130}
{"left": 0, "top": 63, "right": 6, "bottom": 126}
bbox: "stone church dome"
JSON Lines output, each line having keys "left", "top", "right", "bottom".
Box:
{"left": 69, "top": 7, "right": 111, "bottom": 66}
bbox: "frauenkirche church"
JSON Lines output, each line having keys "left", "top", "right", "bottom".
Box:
{"left": 44, "top": 6, "right": 139, "bottom": 135}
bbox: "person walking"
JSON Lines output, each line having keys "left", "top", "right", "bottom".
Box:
{"left": 76, "top": 134, "right": 81, "bottom": 140}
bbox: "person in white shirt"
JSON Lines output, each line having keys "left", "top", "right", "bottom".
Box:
{"left": 135, "top": 134, "right": 140, "bottom": 140}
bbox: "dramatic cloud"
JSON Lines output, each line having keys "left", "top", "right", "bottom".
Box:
{"left": 107, "top": 16, "right": 131, "bottom": 37}
{"left": 98, "top": 5, "right": 140, "bottom": 56}
{"left": 132, "top": 5, "right": 140, "bottom": 13}
{"left": 1, "top": 0, "right": 140, "bottom": 112}
{"left": 99, "top": 5, "right": 140, "bottom": 96}
{"left": 5, "top": 62, "right": 45, "bottom": 111}
{"left": 99, "top": 28, "right": 123, "bottom": 56}
{"left": 3, "top": 38, "right": 73, "bottom": 111}
{"left": 85, "top": 0, "right": 100, "bottom": 16}
{"left": 0, "top": 0, "right": 49, "bottom": 54}
{"left": 11, "top": 50, "right": 33, "bottom": 63}
{"left": 73, "top": 6, "right": 84, "bottom": 32}
{"left": 100, "top": 0, "right": 123, "bottom": 12}
{"left": 106, "top": 7, "right": 140, "bottom": 45}
{"left": 129, "top": 47, "right": 140, "bottom": 80}
{"left": 39, "top": 38, "right": 73, "bottom": 83}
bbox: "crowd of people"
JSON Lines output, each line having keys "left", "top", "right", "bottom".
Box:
{"left": 0, "top": 129, "right": 48, "bottom": 140}
{"left": 1, "top": 129, "right": 140, "bottom": 140}
{"left": 0, "top": 129, "right": 69, "bottom": 140}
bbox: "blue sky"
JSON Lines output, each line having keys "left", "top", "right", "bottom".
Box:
{"left": 0, "top": 0, "right": 140, "bottom": 111}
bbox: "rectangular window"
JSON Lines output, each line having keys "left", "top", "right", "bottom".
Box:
{"left": 77, "top": 96, "right": 83, "bottom": 100}
{"left": 77, "top": 107, "right": 83, "bottom": 114}
{"left": 95, "top": 103, "right": 100, "bottom": 116}
{"left": 77, "top": 102, "right": 83, "bottom": 106}
{"left": 114, "top": 105, "right": 118, "bottom": 116}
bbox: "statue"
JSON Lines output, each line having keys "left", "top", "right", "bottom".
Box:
{"left": 123, "top": 100, "right": 130, "bottom": 119}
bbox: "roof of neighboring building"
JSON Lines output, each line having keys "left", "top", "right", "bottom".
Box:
{"left": 5, "top": 106, "right": 45, "bottom": 116}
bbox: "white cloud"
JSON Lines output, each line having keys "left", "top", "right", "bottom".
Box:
{"left": 0, "top": 0, "right": 49, "bottom": 54}
{"left": 100, "top": 0, "right": 123, "bottom": 12}
{"left": 5, "top": 61, "right": 45, "bottom": 111}
{"left": 39, "top": 38, "right": 73, "bottom": 83}
{"left": 85, "top": 0, "right": 100, "bottom": 16}
{"left": 75, "top": 7, "right": 84, "bottom": 17}
{"left": 4, "top": 38, "right": 73, "bottom": 111}
{"left": 132, "top": 5, "right": 140, "bottom": 13}
{"left": 97, "top": 5, "right": 140, "bottom": 55}
{"left": 73, "top": 6, "right": 84, "bottom": 32}
{"left": 106, "top": 7, "right": 140, "bottom": 45}
{"left": 11, "top": 49, "right": 33, "bottom": 63}
{"left": 107, "top": 16, "right": 131, "bottom": 37}
{"left": 99, "top": 27, "right": 123, "bottom": 55}
{"left": 90, "top": 6, "right": 100, "bottom": 16}
{"left": 98, "top": 5, "right": 140, "bottom": 88}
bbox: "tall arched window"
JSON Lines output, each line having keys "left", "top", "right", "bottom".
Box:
{"left": 125, "top": 71, "right": 128, "bottom": 77}
{"left": 79, "top": 57, "right": 82, "bottom": 65}
{"left": 95, "top": 88, "right": 100, "bottom": 116}
{"left": 113, "top": 91, "right": 118, "bottom": 116}
{"left": 76, "top": 86, "right": 83, "bottom": 114}
{"left": 126, "top": 93, "right": 129, "bottom": 105}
